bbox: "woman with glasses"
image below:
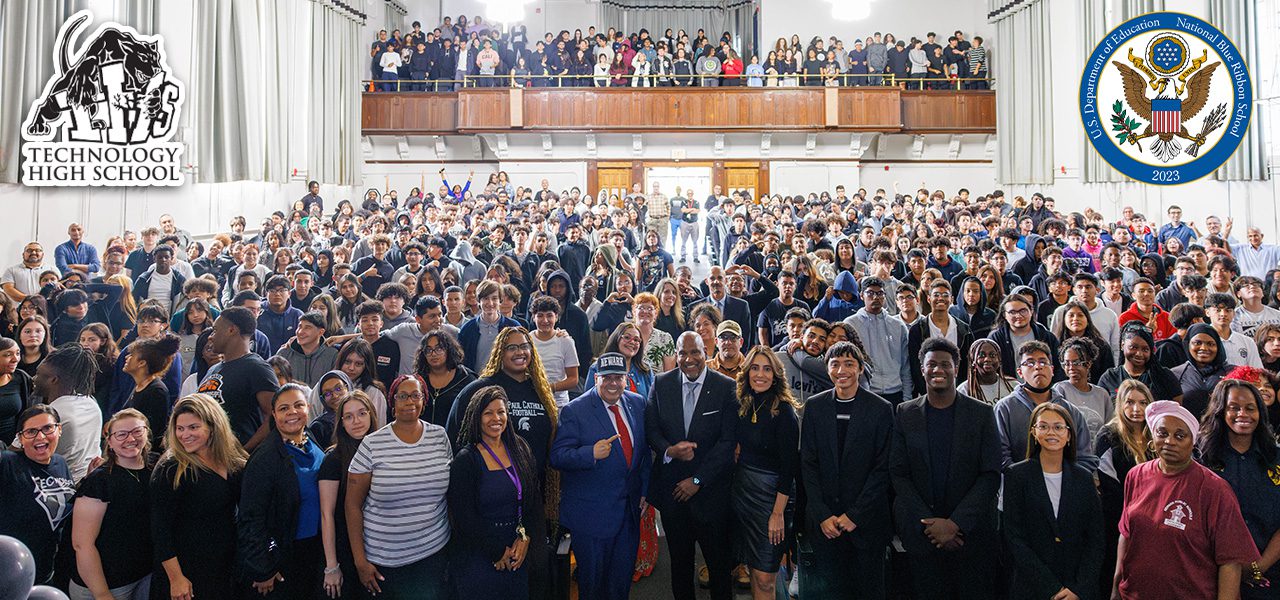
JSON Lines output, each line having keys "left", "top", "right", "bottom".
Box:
{"left": 0, "top": 405, "right": 75, "bottom": 586}
{"left": 1112, "top": 400, "right": 1259, "bottom": 598}
{"left": 318, "top": 390, "right": 376, "bottom": 599}
{"left": 584, "top": 323, "right": 654, "bottom": 400}
{"left": 1002, "top": 402, "right": 1103, "bottom": 600}
{"left": 447, "top": 326, "right": 559, "bottom": 596}
{"left": 415, "top": 330, "right": 475, "bottom": 427}
{"left": 307, "top": 370, "right": 356, "bottom": 446}
{"left": 1052, "top": 338, "right": 1112, "bottom": 437}
{"left": 69, "top": 408, "right": 155, "bottom": 600}
{"left": 150, "top": 394, "right": 248, "bottom": 600}
{"left": 345, "top": 375, "right": 453, "bottom": 598}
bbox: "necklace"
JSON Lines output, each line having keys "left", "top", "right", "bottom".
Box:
{"left": 749, "top": 398, "right": 765, "bottom": 424}
{"left": 284, "top": 432, "right": 310, "bottom": 450}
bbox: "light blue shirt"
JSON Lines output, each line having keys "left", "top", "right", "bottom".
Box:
{"left": 845, "top": 308, "right": 911, "bottom": 398}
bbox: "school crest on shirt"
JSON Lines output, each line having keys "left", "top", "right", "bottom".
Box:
{"left": 197, "top": 373, "right": 225, "bottom": 404}
{"left": 31, "top": 474, "right": 75, "bottom": 530}
{"left": 1080, "top": 13, "right": 1251, "bottom": 185}
{"left": 1162, "top": 499, "right": 1193, "bottom": 530}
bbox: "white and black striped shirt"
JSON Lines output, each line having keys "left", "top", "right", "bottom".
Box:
{"left": 349, "top": 421, "right": 453, "bottom": 567}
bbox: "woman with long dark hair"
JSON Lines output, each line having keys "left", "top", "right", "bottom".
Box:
{"left": 415, "top": 330, "right": 476, "bottom": 427}
{"left": 334, "top": 274, "right": 370, "bottom": 333}
{"left": 1051, "top": 301, "right": 1115, "bottom": 382}
{"left": 17, "top": 315, "right": 52, "bottom": 377}
{"left": 733, "top": 346, "right": 800, "bottom": 599}
{"left": 318, "top": 390, "right": 376, "bottom": 599}
{"left": 0, "top": 337, "right": 35, "bottom": 445}
{"left": 1198, "top": 379, "right": 1280, "bottom": 598}
{"left": 123, "top": 333, "right": 181, "bottom": 448}
{"left": 336, "top": 338, "right": 388, "bottom": 425}
{"left": 449, "top": 385, "right": 545, "bottom": 598}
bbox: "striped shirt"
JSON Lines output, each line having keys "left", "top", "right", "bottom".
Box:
{"left": 349, "top": 421, "right": 453, "bottom": 567}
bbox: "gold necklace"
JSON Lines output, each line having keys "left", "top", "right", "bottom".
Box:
{"left": 749, "top": 398, "right": 765, "bottom": 424}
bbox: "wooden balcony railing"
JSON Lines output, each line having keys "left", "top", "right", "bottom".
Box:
{"left": 361, "top": 87, "right": 995, "bottom": 135}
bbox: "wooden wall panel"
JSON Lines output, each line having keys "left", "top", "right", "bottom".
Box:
{"left": 360, "top": 89, "right": 994, "bottom": 134}
{"left": 900, "top": 91, "right": 996, "bottom": 132}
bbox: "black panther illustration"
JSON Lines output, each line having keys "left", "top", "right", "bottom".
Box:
{"left": 25, "top": 13, "right": 169, "bottom": 138}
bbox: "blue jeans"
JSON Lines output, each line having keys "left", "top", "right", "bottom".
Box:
{"left": 379, "top": 71, "right": 399, "bottom": 92}
{"left": 669, "top": 218, "right": 682, "bottom": 248}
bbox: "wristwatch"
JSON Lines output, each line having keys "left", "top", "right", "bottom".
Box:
{"left": 692, "top": 477, "right": 701, "bottom": 486}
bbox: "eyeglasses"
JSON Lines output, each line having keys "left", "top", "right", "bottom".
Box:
{"left": 1062, "top": 360, "right": 1090, "bottom": 368}
{"left": 395, "top": 392, "right": 425, "bottom": 402}
{"left": 109, "top": 426, "right": 149, "bottom": 441}
{"left": 1033, "top": 423, "right": 1070, "bottom": 433}
{"left": 1019, "top": 359, "right": 1053, "bottom": 369}
{"left": 503, "top": 342, "right": 533, "bottom": 353}
{"left": 20, "top": 423, "right": 61, "bottom": 439}
{"left": 341, "top": 409, "right": 371, "bottom": 422}
{"left": 322, "top": 388, "right": 349, "bottom": 399}
{"left": 423, "top": 345, "right": 444, "bottom": 355}
{"left": 1007, "top": 308, "right": 1032, "bottom": 317}
{"left": 863, "top": 290, "right": 886, "bottom": 297}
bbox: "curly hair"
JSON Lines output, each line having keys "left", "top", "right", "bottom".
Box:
{"left": 455, "top": 385, "right": 540, "bottom": 497}
{"left": 734, "top": 346, "right": 798, "bottom": 419}
{"left": 1198, "top": 379, "right": 1278, "bottom": 470}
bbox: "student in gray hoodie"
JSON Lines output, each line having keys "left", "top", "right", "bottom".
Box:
{"left": 274, "top": 312, "right": 339, "bottom": 388}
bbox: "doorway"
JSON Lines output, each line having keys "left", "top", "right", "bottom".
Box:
{"left": 646, "top": 166, "right": 712, "bottom": 256}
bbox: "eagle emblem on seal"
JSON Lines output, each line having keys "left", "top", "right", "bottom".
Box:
{"left": 1108, "top": 33, "right": 1227, "bottom": 162}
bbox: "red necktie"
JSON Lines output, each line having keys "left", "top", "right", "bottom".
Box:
{"left": 609, "top": 404, "right": 633, "bottom": 467}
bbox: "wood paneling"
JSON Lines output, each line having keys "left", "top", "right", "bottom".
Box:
{"left": 360, "top": 89, "right": 993, "bottom": 134}
{"left": 361, "top": 93, "right": 458, "bottom": 134}
{"left": 596, "top": 167, "right": 631, "bottom": 201}
{"left": 900, "top": 91, "right": 996, "bottom": 133}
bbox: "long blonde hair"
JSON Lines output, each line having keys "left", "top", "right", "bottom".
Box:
{"left": 162, "top": 394, "right": 248, "bottom": 489}
{"left": 106, "top": 274, "right": 138, "bottom": 322}
{"left": 655, "top": 278, "right": 685, "bottom": 329}
{"left": 735, "top": 346, "right": 799, "bottom": 418}
{"left": 1108, "top": 380, "right": 1154, "bottom": 465}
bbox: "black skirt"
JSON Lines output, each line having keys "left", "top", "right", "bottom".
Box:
{"left": 732, "top": 464, "right": 794, "bottom": 572}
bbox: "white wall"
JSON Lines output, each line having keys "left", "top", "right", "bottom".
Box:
{"left": 1029, "top": 0, "right": 1280, "bottom": 235}
{"left": 760, "top": 0, "right": 994, "bottom": 58}
{"left": 769, "top": 161, "right": 860, "bottom": 196}
{"left": 398, "top": 0, "right": 601, "bottom": 39}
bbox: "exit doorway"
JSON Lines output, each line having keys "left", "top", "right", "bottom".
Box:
{"left": 646, "top": 166, "right": 712, "bottom": 255}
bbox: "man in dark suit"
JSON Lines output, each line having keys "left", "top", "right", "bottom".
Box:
{"left": 550, "top": 353, "right": 651, "bottom": 600}
{"left": 891, "top": 337, "right": 1002, "bottom": 599}
{"left": 799, "top": 341, "right": 894, "bottom": 597}
{"left": 645, "top": 332, "right": 738, "bottom": 600}
{"left": 688, "top": 266, "right": 754, "bottom": 348}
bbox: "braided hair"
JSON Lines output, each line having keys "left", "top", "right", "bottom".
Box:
{"left": 43, "top": 343, "right": 101, "bottom": 396}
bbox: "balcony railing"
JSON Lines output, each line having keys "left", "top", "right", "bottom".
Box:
{"left": 361, "top": 80, "right": 995, "bottom": 135}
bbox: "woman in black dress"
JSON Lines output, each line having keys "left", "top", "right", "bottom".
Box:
{"left": 448, "top": 385, "right": 544, "bottom": 599}
{"left": 70, "top": 408, "right": 155, "bottom": 599}
{"left": 150, "top": 394, "right": 248, "bottom": 600}
{"left": 319, "top": 390, "right": 376, "bottom": 599}
{"left": 238, "top": 384, "right": 327, "bottom": 599}
{"left": 123, "top": 334, "right": 181, "bottom": 448}
{"left": 733, "top": 345, "right": 800, "bottom": 599}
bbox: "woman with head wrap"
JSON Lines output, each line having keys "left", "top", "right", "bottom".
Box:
{"left": 1111, "top": 400, "right": 1260, "bottom": 599}
{"left": 1170, "top": 323, "right": 1234, "bottom": 419}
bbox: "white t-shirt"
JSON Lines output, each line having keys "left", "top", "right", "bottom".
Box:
{"left": 1043, "top": 470, "right": 1064, "bottom": 517}
{"left": 380, "top": 50, "right": 403, "bottom": 74}
{"left": 49, "top": 394, "right": 102, "bottom": 483}
{"left": 532, "top": 332, "right": 579, "bottom": 407}
{"left": 149, "top": 270, "right": 174, "bottom": 315}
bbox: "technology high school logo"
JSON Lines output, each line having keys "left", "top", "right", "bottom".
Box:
{"left": 20, "top": 10, "right": 185, "bottom": 187}
{"left": 1080, "top": 13, "right": 1251, "bottom": 185}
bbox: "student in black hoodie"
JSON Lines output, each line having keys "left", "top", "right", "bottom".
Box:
{"left": 988, "top": 295, "right": 1064, "bottom": 382}
{"left": 1011, "top": 233, "right": 1047, "bottom": 286}
{"left": 556, "top": 222, "right": 591, "bottom": 292}
{"left": 542, "top": 270, "right": 593, "bottom": 377}
{"left": 950, "top": 275, "right": 997, "bottom": 339}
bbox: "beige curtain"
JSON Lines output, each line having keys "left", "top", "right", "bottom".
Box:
{"left": 992, "top": 0, "right": 1054, "bottom": 184}
{"left": 1208, "top": 0, "right": 1267, "bottom": 181}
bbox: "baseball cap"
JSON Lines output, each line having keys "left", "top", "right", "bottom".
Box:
{"left": 596, "top": 352, "right": 628, "bottom": 376}
{"left": 716, "top": 320, "right": 742, "bottom": 338}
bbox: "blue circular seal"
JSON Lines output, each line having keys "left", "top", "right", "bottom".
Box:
{"left": 1079, "top": 12, "right": 1252, "bottom": 185}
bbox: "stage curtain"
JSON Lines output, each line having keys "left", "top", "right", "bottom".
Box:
{"left": 1208, "top": 0, "right": 1266, "bottom": 181}
{"left": 307, "top": 0, "right": 365, "bottom": 185}
{"left": 600, "top": 0, "right": 754, "bottom": 55}
{"left": 991, "top": 0, "right": 1054, "bottom": 185}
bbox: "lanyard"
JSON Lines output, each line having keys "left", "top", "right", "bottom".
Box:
{"left": 479, "top": 441, "right": 523, "bottom": 525}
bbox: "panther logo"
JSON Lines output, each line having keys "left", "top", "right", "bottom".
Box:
{"left": 22, "top": 10, "right": 180, "bottom": 144}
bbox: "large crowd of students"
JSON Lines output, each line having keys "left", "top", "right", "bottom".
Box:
{"left": 369, "top": 17, "right": 989, "bottom": 90}
{"left": 3, "top": 170, "right": 1280, "bottom": 600}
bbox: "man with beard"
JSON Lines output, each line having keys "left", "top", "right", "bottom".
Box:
{"left": 891, "top": 337, "right": 1001, "bottom": 599}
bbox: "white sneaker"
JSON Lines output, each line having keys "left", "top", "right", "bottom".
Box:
{"left": 788, "top": 565, "right": 800, "bottom": 598}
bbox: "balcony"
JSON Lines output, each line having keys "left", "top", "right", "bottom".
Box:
{"left": 361, "top": 87, "right": 995, "bottom": 136}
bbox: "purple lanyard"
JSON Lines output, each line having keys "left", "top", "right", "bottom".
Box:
{"left": 479, "top": 441, "right": 523, "bottom": 525}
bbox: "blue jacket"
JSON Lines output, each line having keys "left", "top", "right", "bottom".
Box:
{"left": 107, "top": 347, "right": 183, "bottom": 415}
{"left": 814, "top": 271, "right": 864, "bottom": 323}
{"left": 550, "top": 388, "right": 650, "bottom": 538}
{"left": 257, "top": 306, "right": 302, "bottom": 353}
{"left": 457, "top": 314, "right": 522, "bottom": 371}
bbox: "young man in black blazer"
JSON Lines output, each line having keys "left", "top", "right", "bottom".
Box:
{"left": 890, "top": 337, "right": 1002, "bottom": 599}
{"left": 799, "top": 341, "right": 894, "bottom": 597}
{"left": 645, "top": 332, "right": 738, "bottom": 600}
